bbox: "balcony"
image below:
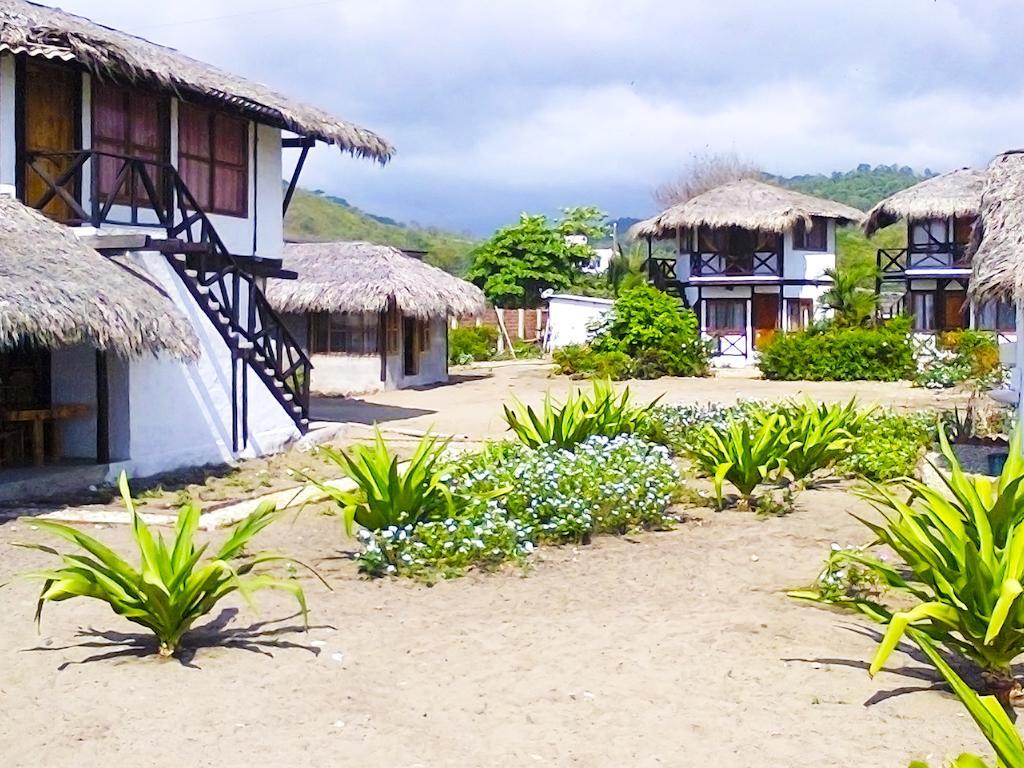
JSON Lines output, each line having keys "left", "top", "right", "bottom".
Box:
{"left": 878, "top": 246, "right": 972, "bottom": 276}
{"left": 691, "top": 250, "right": 781, "bottom": 279}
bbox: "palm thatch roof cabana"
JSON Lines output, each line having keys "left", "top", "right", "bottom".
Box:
{"left": 0, "top": 196, "right": 199, "bottom": 359}
{"left": 863, "top": 168, "right": 986, "bottom": 237}
{"left": 970, "top": 151, "right": 1024, "bottom": 302}
{"left": 267, "top": 241, "right": 487, "bottom": 319}
{"left": 0, "top": 0, "right": 393, "bottom": 162}
{"left": 631, "top": 179, "right": 864, "bottom": 239}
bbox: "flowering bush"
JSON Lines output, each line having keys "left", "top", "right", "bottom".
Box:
{"left": 353, "top": 434, "right": 682, "bottom": 577}
{"left": 451, "top": 435, "right": 682, "bottom": 542}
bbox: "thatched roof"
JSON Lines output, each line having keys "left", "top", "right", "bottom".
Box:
{"left": 0, "top": 196, "right": 199, "bottom": 359}
{"left": 863, "top": 168, "right": 986, "bottom": 236}
{"left": 267, "top": 241, "right": 487, "bottom": 319}
{"left": 970, "top": 151, "right": 1024, "bottom": 302}
{"left": 0, "top": 0, "right": 393, "bottom": 162}
{"left": 631, "top": 179, "right": 864, "bottom": 239}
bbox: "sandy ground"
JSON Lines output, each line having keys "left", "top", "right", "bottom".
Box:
{"left": 313, "top": 362, "right": 967, "bottom": 442}
{"left": 0, "top": 489, "right": 988, "bottom": 768}
{"left": 0, "top": 364, "right": 986, "bottom": 766}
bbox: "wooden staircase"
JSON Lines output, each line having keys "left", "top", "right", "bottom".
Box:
{"left": 23, "top": 149, "right": 312, "bottom": 448}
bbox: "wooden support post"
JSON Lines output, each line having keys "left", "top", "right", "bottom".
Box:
{"left": 95, "top": 350, "right": 110, "bottom": 464}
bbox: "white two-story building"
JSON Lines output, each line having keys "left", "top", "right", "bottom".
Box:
{"left": 633, "top": 179, "right": 863, "bottom": 366}
{"left": 864, "top": 168, "right": 1015, "bottom": 347}
{"left": 0, "top": 0, "right": 392, "bottom": 488}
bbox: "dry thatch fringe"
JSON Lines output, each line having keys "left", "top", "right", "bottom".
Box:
{"left": 862, "top": 167, "right": 986, "bottom": 236}
{"left": 630, "top": 178, "right": 864, "bottom": 239}
{"left": 0, "top": 0, "right": 393, "bottom": 163}
{"left": 970, "top": 150, "right": 1024, "bottom": 303}
{"left": 0, "top": 196, "right": 199, "bottom": 359}
{"left": 266, "top": 241, "right": 487, "bottom": 319}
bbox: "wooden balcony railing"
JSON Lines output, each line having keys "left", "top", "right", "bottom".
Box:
{"left": 691, "top": 250, "right": 781, "bottom": 278}
{"left": 877, "top": 246, "right": 972, "bottom": 275}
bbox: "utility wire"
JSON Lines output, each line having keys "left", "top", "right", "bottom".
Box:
{"left": 138, "top": 0, "right": 346, "bottom": 30}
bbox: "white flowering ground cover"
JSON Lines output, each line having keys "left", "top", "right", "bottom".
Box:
{"left": 355, "top": 434, "right": 682, "bottom": 578}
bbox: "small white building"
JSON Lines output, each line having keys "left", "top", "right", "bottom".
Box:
{"left": 864, "top": 168, "right": 1016, "bottom": 349}
{"left": 0, "top": 0, "right": 392, "bottom": 489}
{"left": 267, "top": 242, "right": 486, "bottom": 396}
{"left": 544, "top": 294, "right": 614, "bottom": 350}
{"left": 632, "top": 180, "right": 864, "bottom": 366}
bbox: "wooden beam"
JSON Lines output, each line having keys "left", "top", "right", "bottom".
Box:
{"left": 282, "top": 143, "right": 311, "bottom": 217}
{"left": 282, "top": 137, "right": 317, "bottom": 149}
{"left": 78, "top": 233, "right": 152, "bottom": 251}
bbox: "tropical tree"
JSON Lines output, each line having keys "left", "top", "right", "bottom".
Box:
{"left": 607, "top": 243, "right": 648, "bottom": 296}
{"left": 819, "top": 265, "right": 879, "bottom": 326}
{"left": 466, "top": 208, "right": 608, "bottom": 307}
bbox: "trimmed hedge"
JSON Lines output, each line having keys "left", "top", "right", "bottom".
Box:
{"left": 758, "top": 318, "right": 915, "bottom": 381}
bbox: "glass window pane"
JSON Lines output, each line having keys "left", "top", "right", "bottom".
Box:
{"left": 214, "top": 115, "right": 247, "bottom": 165}
{"left": 178, "top": 104, "right": 211, "bottom": 158}
{"left": 179, "top": 156, "right": 210, "bottom": 209}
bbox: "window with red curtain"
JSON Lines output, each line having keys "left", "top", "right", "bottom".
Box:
{"left": 92, "top": 83, "right": 168, "bottom": 206}
{"left": 178, "top": 103, "right": 248, "bottom": 217}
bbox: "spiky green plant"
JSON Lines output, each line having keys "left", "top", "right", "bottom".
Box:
{"left": 308, "top": 430, "right": 506, "bottom": 536}
{"left": 777, "top": 398, "right": 869, "bottom": 480}
{"left": 906, "top": 629, "right": 1024, "bottom": 768}
{"left": 503, "top": 380, "right": 660, "bottom": 450}
{"left": 18, "top": 473, "right": 316, "bottom": 657}
{"left": 685, "top": 413, "right": 788, "bottom": 505}
{"left": 827, "top": 429, "right": 1024, "bottom": 693}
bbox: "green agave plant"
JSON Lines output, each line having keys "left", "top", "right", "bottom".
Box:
{"left": 503, "top": 380, "right": 660, "bottom": 450}
{"left": 19, "top": 473, "right": 318, "bottom": 657}
{"left": 778, "top": 398, "right": 868, "bottom": 481}
{"left": 906, "top": 629, "right": 1024, "bottom": 768}
{"left": 842, "top": 428, "right": 1024, "bottom": 692}
{"left": 685, "top": 413, "right": 788, "bottom": 504}
{"left": 308, "top": 430, "right": 506, "bottom": 535}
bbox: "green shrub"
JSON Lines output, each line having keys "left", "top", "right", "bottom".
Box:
{"left": 20, "top": 472, "right": 315, "bottom": 657}
{"left": 804, "top": 430, "right": 1024, "bottom": 694}
{"left": 590, "top": 284, "right": 711, "bottom": 378}
{"left": 916, "top": 329, "right": 1003, "bottom": 390}
{"left": 837, "top": 410, "right": 935, "bottom": 481}
{"left": 758, "top": 317, "right": 915, "bottom": 381}
{"left": 552, "top": 344, "right": 632, "bottom": 379}
{"left": 777, "top": 398, "right": 867, "bottom": 481}
{"left": 684, "top": 413, "right": 789, "bottom": 505}
{"left": 503, "top": 380, "right": 659, "bottom": 450}
{"left": 905, "top": 630, "right": 1024, "bottom": 768}
{"left": 448, "top": 325, "right": 499, "bottom": 364}
{"left": 307, "top": 430, "right": 507, "bottom": 535}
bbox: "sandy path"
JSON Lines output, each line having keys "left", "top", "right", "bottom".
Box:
{"left": 0, "top": 487, "right": 987, "bottom": 767}
{"left": 312, "top": 362, "right": 967, "bottom": 442}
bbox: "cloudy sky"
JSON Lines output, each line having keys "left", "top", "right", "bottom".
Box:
{"left": 49, "top": 0, "right": 1024, "bottom": 234}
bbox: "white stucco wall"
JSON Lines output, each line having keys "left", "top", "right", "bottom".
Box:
{"left": 119, "top": 252, "right": 299, "bottom": 478}
{"left": 545, "top": 294, "right": 614, "bottom": 349}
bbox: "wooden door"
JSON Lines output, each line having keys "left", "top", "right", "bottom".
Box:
{"left": 942, "top": 291, "right": 968, "bottom": 330}
{"left": 23, "top": 61, "right": 80, "bottom": 221}
{"left": 751, "top": 293, "right": 780, "bottom": 350}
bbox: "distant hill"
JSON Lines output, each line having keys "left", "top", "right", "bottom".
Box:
{"left": 771, "top": 164, "right": 936, "bottom": 211}
{"left": 284, "top": 188, "right": 477, "bottom": 275}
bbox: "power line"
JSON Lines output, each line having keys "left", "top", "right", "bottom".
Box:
{"left": 137, "top": 0, "right": 346, "bottom": 30}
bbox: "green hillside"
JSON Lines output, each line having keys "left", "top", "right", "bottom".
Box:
{"left": 284, "top": 188, "right": 477, "bottom": 275}
{"left": 774, "top": 164, "right": 934, "bottom": 211}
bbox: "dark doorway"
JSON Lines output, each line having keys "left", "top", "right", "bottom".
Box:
{"left": 403, "top": 316, "right": 419, "bottom": 377}
{"left": 751, "top": 293, "right": 780, "bottom": 350}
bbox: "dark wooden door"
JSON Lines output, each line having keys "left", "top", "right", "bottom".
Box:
{"left": 943, "top": 291, "right": 968, "bottom": 330}
{"left": 23, "top": 61, "right": 80, "bottom": 220}
{"left": 403, "top": 316, "right": 419, "bottom": 376}
{"left": 751, "top": 293, "right": 780, "bottom": 349}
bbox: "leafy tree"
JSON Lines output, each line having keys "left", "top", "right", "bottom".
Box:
{"left": 467, "top": 209, "right": 607, "bottom": 307}
{"left": 819, "top": 265, "right": 879, "bottom": 326}
{"left": 606, "top": 243, "right": 648, "bottom": 296}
